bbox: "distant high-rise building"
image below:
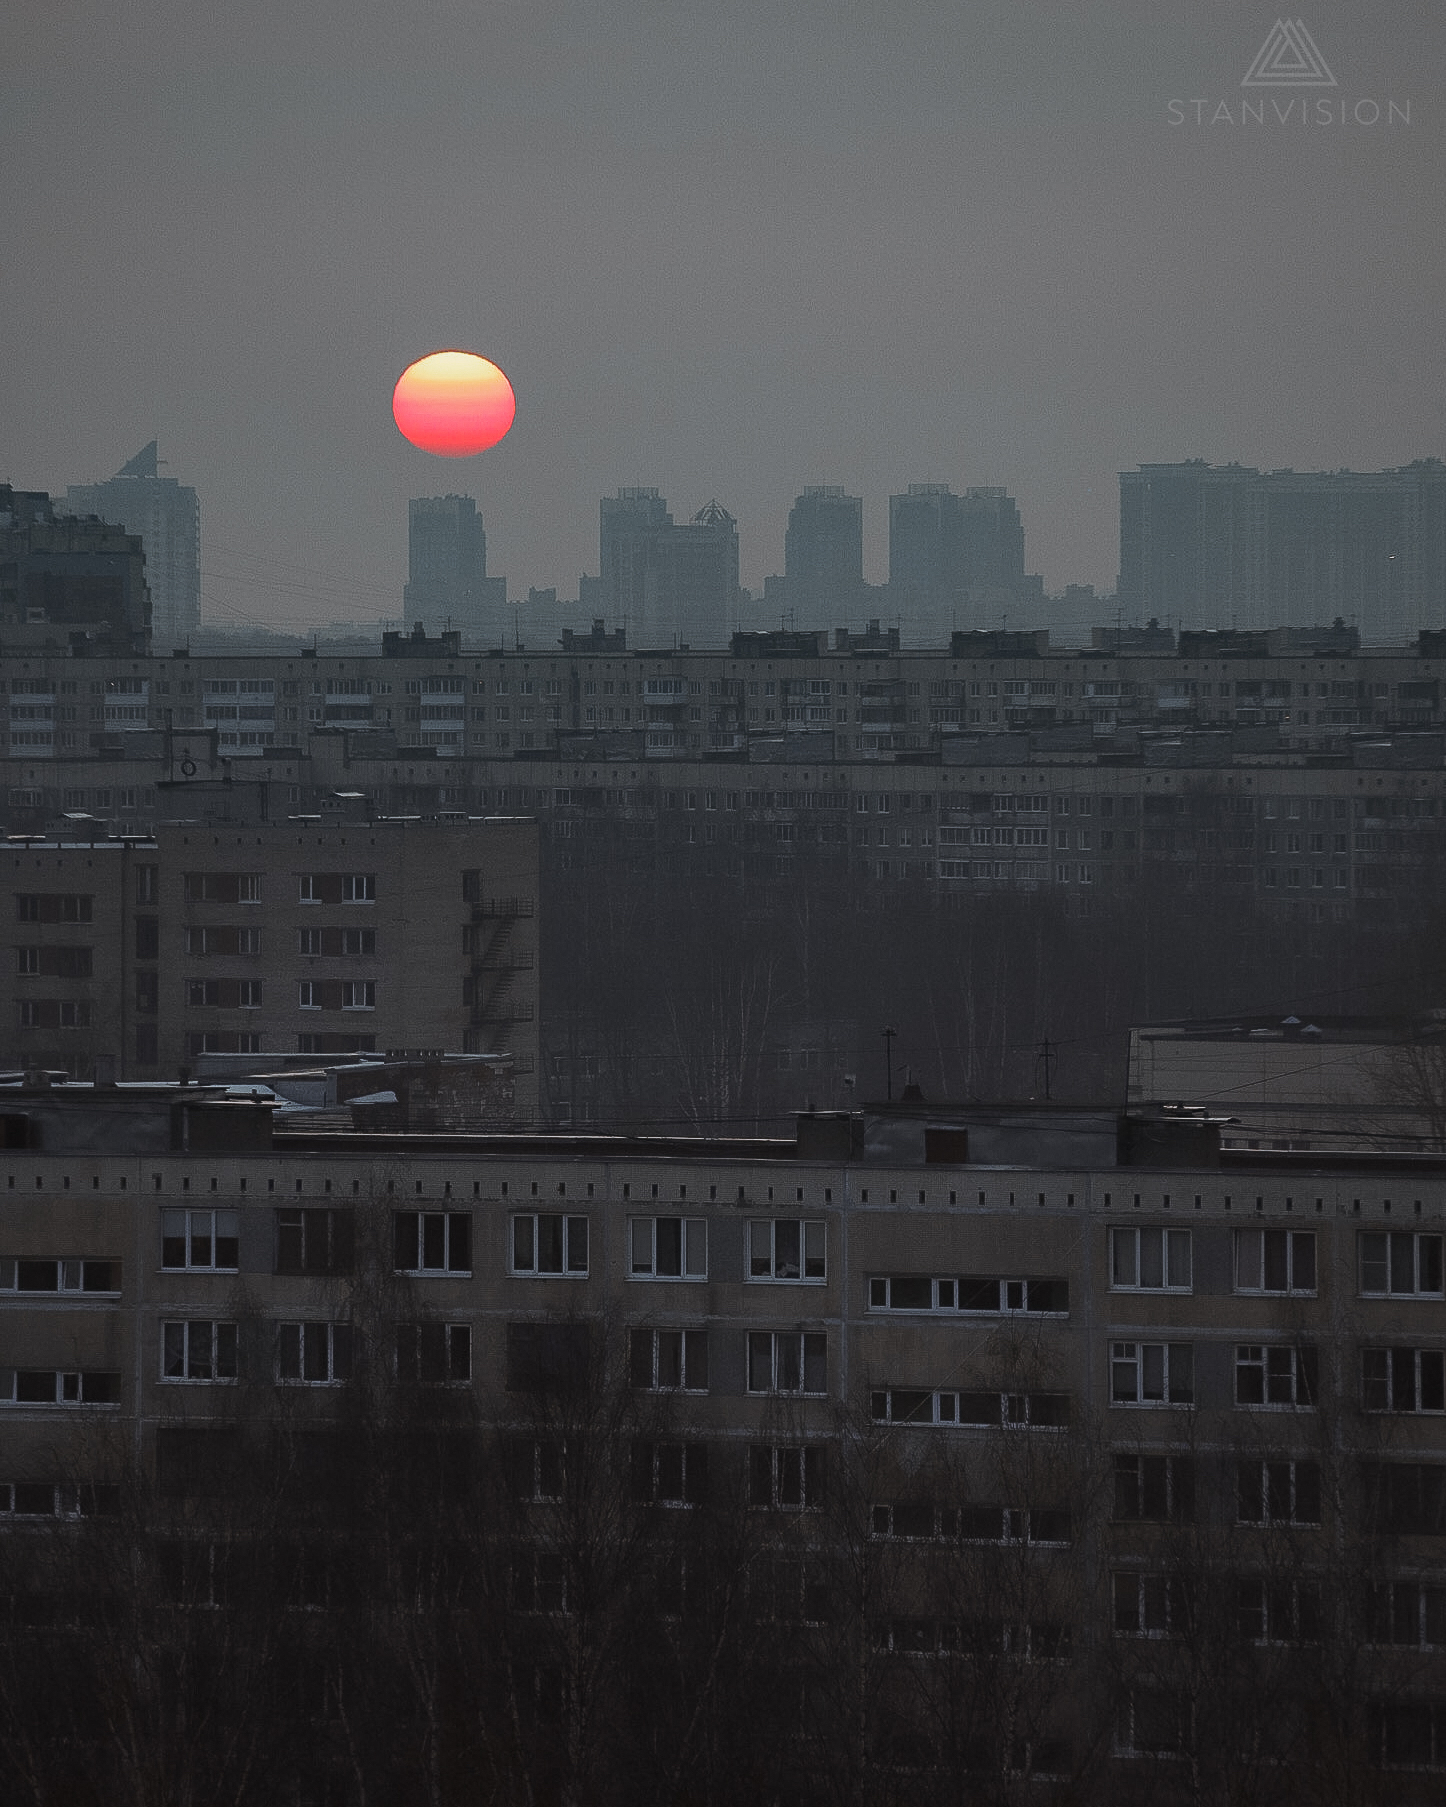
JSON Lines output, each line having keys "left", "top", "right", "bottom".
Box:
{"left": 65, "top": 442, "right": 199, "bottom": 650}
{"left": 599, "top": 489, "right": 739, "bottom": 648}
{"left": 1118, "top": 459, "right": 1446, "bottom": 636}
{"left": 783, "top": 487, "right": 864, "bottom": 619}
{"left": 403, "top": 495, "right": 506, "bottom": 638}
{"left": 888, "top": 484, "right": 1026, "bottom": 642}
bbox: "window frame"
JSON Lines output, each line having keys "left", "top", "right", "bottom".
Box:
{"left": 1359, "top": 1230, "right": 1445, "bottom": 1299}
{"left": 396, "top": 1321, "right": 472, "bottom": 1386}
{"left": 1234, "top": 1227, "right": 1317, "bottom": 1296}
{"left": 1235, "top": 1342, "right": 1319, "bottom": 1409}
{"left": 2, "top": 1368, "right": 121, "bottom": 1407}
{"left": 1111, "top": 1341, "right": 1195, "bottom": 1407}
{"left": 1362, "top": 1346, "right": 1446, "bottom": 1414}
{"left": 747, "top": 1330, "right": 827, "bottom": 1396}
{"left": 160, "top": 1208, "right": 239, "bottom": 1273}
{"left": 162, "top": 1319, "right": 239, "bottom": 1384}
{"left": 277, "top": 1321, "right": 354, "bottom": 1385}
{"left": 630, "top": 1438, "right": 708, "bottom": 1507}
{"left": 1109, "top": 1226, "right": 1193, "bottom": 1293}
{"left": 629, "top": 1326, "right": 708, "bottom": 1392}
{"left": 747, "top": 1218, "right": 826, "bottom": 1283}
{"left": 1235, "top": 1457, "right": 1322, "bottom": 1526}
{"left": 748, "top": 1444, "right": 824, "bottom": 1511}
{"left": 867, "top": 1273, "right": 1067, "bottom": 1315}
{"left": 870, "top": 1386, "right": 1070, "bottom": 1429}
{"left": 628, "top": 1215, "right": 707, "bottom": 1280}
{"left": 1112, "top": 1452, "right": 1194, "bottom": 1522}
{"left": 0, "top": 1257, "right": 118, "bottom": 1294}
{"left": 393, "top": 1211, "right": 472, "bottom": 1276}
{"left": 510, "top": 1213, "right": 589, "bottom": 1278}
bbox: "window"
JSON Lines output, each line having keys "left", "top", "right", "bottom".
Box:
{"left": 1363, "top": 1464, "right": 1446, "bottom": 1536}
{"left": 0, "top": 1482, "right": 117, "bottom": 1518}
{"left": 506, "top": 1437, "right": 564, "bottom": 1501}
{"left": 1368, "top": 1581, "right": 1446, "bottom": 1649}
{"left": 630, "top": 1327, "right": 708, "bottom": 1391}
{"left": 512, "top": 1549, "right": 567, "bottom": 1615}
{"left": 869, "top": 1387, "right": 1069, "bottom": 1428}
{"left": 1235, "top": 1228, "right": 1317, "bottom": 1294}
{"left": 1363, "top": 1347, "right": 1446, "bottom": 1414}
{"left": 748, "top": 1331, "right": 826, "bottom": 1395}
{"left": 0, "top": 1258, "right": 117, "bottom": 1293}
{"left": 749, "top": 1445, "right": 824, "bottom": 1510}
{"left": 14, "top": 893, "right": 92, "bottom": 922}
{"left": 511, "top": 1213, "right": 588, "bottom": 1276}
{"left": 629, "top": 1216, "right": 706, "bottom": 1278}
{"left": 275, "top": 1208, "right": 354, "bottom": 1276}
{"left": 298, "top": 928, "right": 323, "bottom": 955}
{"left": 1371, "top": 1698, "right": 1446, "bottom": 1770}
{"left": 342, "top": 980, "right": 375, "bottom": 1010}
{"left": 298, "top": 982, "right": 319, "bottom": 1009}
{"left": 1235, "top": 1344, "right": 1318, "bottom": 1408}
{"left": 1236, "top": 1577, "right": 1321, "bottom": 1644}
{"left": 1236, "top": 1458, "right": 1321, "bottom": 1525}
{"left": 1116, "top": 1691, "right": 1188, "bottom": 1758}
{"left": 1111, "top": 1342, "right": 1194, "bottom": 1406}
{"left": 1113, "top": 1571, "right": 1188, "bottom": 1637}
{"left": 748, "top": 1219, "right": 825, "bottom": 1281}
{"left": 393, "top": 1212, "right": 471, "bottom": 1274}
{"left": 15, "top": 946, "right": 92, "bottom": 978}
{"left": 1113, "top": 1453, "right": 1195, "bottom": 1522}
{"left": 1359, "top": 1231, "right": 1444, "bottom": 1297}
{"left": 868, "top": 1274, "right": 1067, "bottom": 1313}
{"left": 2, "top": 1369, "right": 121, "bottom": 1406}
{"left": 340, "top": 927, "right": 375, "bottom": 956}
{"left": 162, "top": 1321, "right": 238, "bottom": 1382}
{"left": 161, "top": 1209, "right": 239, "bottom": 1271}
{"left": 954, "top": 1505, "right": 1071, "bottom": 1546}
{"left": 1110, "top": 1227, "right": 1192, "bottom": 1291}
{"left": 342, "top": 873, "right": 376, "bottom": 902}
{"left": 396, "top": 1323, "right": 471, "bottom": 1385}
{"left": 278, "top": 1322, "right": 353, "bottom": 1384}
{"left": 630, "top": 1440, "right": 709, "bottom": 1505}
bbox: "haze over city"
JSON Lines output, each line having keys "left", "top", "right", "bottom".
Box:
{"left": 4, "top": 0, "right": 1444, "bottom": 625}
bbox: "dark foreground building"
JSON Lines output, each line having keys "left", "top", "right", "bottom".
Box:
{"left": 0, "top": 1082, "right": 1441, "bottom": 1804}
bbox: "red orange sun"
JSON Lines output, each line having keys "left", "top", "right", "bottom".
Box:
{"left": 392, "top": 350, "right": 516, "bottom": 457}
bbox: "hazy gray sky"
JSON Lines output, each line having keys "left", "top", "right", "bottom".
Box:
{"left": 4, "top": 0, "right": 1442, "bottom": 626}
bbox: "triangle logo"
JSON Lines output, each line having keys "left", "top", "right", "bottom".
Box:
{"left": 1241, "top": 18, "right": 1337, "bottom": 87}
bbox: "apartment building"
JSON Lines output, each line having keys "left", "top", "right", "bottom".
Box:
{"left": 0, "top": 1087, "right": 1442, "bottom": 1795}
{"left": 0, "top": 818, "right": 539, "bottom": 1111}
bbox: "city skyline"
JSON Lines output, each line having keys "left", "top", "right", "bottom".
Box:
{"left": 4, "top": 2, "right": 1442, "bottom": 627}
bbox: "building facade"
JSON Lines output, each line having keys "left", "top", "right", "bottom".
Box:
{"left": 889, "top": 484, "right": 1028, "bottom": 643}
{"left": 783, "top": 486, "right": 865, "bottom": 619}
{"left": 0, "top": 1089, "right": 1441, "bottom": 1798}
{"left": 402, "top": 494, "right": 506, "bottom": 638}
{"left": 0, "top": 819, "right": 539, "bottom": 1108}
{"left": 1119, "top": 460, "right": 1446, "bottom": 639}
{"left": 599, "top": 489, "right": 740, "bottom": 649}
